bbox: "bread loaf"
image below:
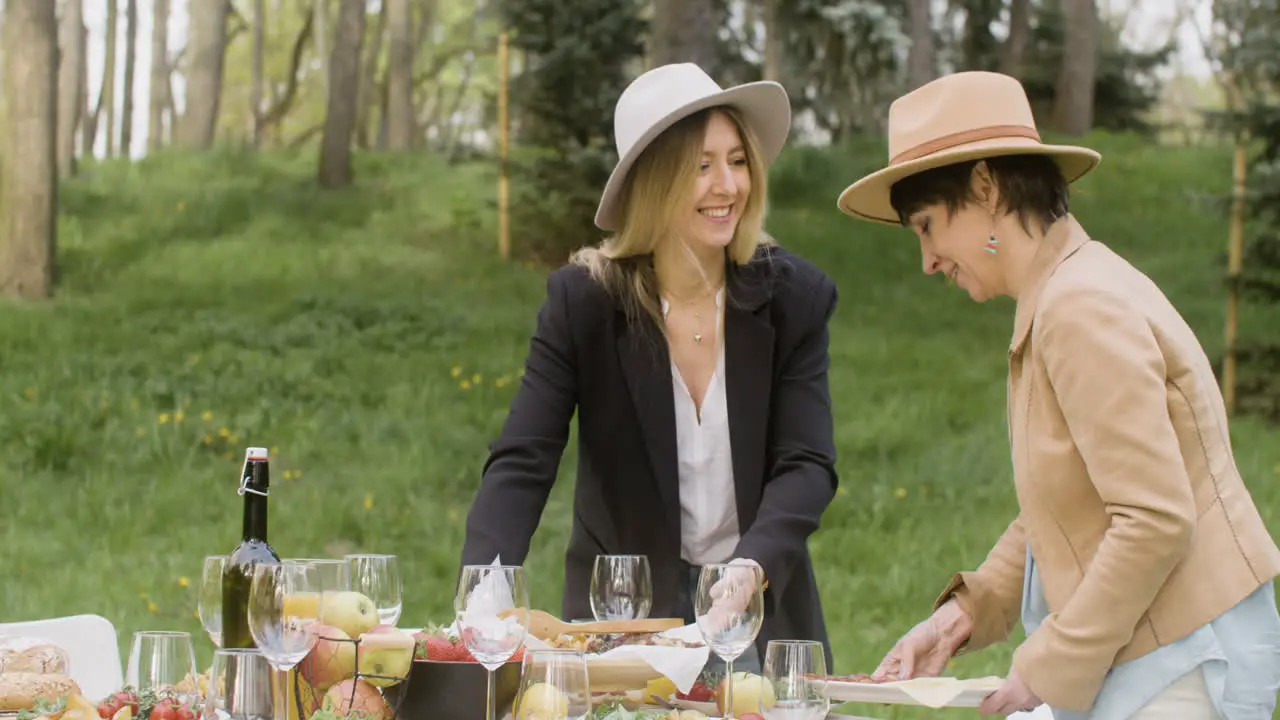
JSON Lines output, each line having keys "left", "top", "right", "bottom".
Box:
{"left": 0, "top": 644, "right": 70, "bottom": 675}
{"left": 0, "top": 672, "right": 81, "bottom": 713}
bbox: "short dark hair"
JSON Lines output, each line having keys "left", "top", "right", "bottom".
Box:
{"left": 888, "top": 154, "right": 1070, "bottom": 235}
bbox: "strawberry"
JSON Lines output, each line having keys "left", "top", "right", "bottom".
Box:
{"left": 421, "top": 636, "right": 459, "bottom": 661}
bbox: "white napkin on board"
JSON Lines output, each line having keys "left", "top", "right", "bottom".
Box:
{"left": 524, "top": 622, "right": 711, "bottom": 694}
{"left": 886, "top": 676, "right": 1003, "bottom": 708}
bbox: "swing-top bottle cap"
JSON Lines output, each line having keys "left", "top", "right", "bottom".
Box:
{"left": 245, "top": 447, "right": 269, "bottom": 461}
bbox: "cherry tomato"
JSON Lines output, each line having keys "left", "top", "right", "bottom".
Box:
{"left": 151, "top": 705, "right": 177, "bottom": 720}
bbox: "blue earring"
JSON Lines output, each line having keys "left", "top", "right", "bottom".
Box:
{"left": 985, "top": 235, "right": 999, "bottom": 255}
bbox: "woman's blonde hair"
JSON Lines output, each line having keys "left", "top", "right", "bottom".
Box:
{"left": 571, "top": 105, "right": 773, "bottom": 333}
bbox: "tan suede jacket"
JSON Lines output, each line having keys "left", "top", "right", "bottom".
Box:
{"left": 934, "top": 214, "right": 1280, "bottom": 711}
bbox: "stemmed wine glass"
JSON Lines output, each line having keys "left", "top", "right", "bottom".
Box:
{"left": 758, "top": 640, "right": 830, "bottom": 720}
{"left": 514, "top": 650, "right": 590, "bottom": 720}
{"left": 695, "top": 563, "right": 765, "bottom": 719}
{"left": 590, "top": 555, "right": 652, "bottom": 621}
{"left": 345, "top": 554, "right": 402, "bottom": 626}
{"left": 247, "top": 562, "right": 323, "bottom": 720}
{"left": 455, "top": 565, "right": 531, "bottom": 720}
{"left": 286, "top": 558, "right": 350, "bottom": 592}
{"left": 199, "top": 556, "right": 227, "bottom": 647}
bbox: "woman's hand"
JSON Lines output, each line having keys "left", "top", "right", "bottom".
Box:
{"left": 871, "top": 599, "right": 972, "bottom": 680}
{"left": 978, "top": 668, "right": 1042, "bottom": 716}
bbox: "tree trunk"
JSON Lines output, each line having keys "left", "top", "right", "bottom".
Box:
{"left": 355, "top": 0, "right": 388, "bottom": 149}
{"left": 119, "top": 0, "right": 138, "bottom": 157}
{"left": 149, "top": 0, "right": 170, "bottom": 152}
{"left": 905, "top": 0, "right": 934, "bottom": 89}
{"left": 999, "top": 0, "right": 1031, "bottom": 78}
{"left": 314, "top": 0, "right": 330, "bottom": 100}
{"left": 385, "top": 0, "right": 414, "bottom": 150}
{"left": 762, "top": 0, "right": 780, "bottom": 82}
{"left": 1050, "top": 0, "right": 1098, "bottom": 136}
{"left": 100, "top": 0, "right": 118, "bottom": 157}
{"left": 251, "top": 0, "right": 265, "bottom": 146}
{"left": 651, "top": 0, "right": 716, "bottom": 72}
{"left": 57, "top": 0, "right": 86, "bottom": 177}
{"left": 317, "top": 0, "right": 366, "bottom": 188}
{"left": 180, "top": 0, "right": 230, "bottom": 150}
{"left": 0, "top": 0, "right": 59, "bottom": 299}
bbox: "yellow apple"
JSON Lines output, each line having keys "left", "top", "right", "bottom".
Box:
{"left": 298, "top": 624, "right": 357, "bottom": 691}
{"left": 716, "top": 672, "right": 775, "bottom": 717}
{"left": 319, "top": 591, "right": 379, "bottom": 638}
{"left": 355, "top": 629, "right": 414, "bottom": 688}
{"left": 516, "top": 682, "right": 569, "bottom": 720}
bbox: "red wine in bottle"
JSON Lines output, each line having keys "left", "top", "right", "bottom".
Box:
{"left": 221, "top": 447, "right": 280, "bottom": 649}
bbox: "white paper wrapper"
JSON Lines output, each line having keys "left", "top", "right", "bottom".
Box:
{"left": 524, "top": 622, "right": 710, "bottom": 694}
{"left": 458, "top": 556, "right": 525, "bottom": 645}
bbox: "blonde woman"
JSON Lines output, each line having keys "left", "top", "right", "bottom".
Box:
{"left": 838, "top": 71, "right": 1280, "bottom": 718}
{"left": 460, "top": 64, "right": 840, "bottom": 672}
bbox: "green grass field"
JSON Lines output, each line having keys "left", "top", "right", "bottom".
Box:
{"left": 2, "top": 134, "right": 1277, "bottom": 718}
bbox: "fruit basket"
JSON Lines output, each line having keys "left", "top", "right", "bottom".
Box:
{"left": 293, "top": 611, "right": 416, "bottom": 720}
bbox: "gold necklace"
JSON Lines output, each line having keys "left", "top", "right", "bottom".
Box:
{"left": 663, "top": 287, "right": 721, "bottom": 343}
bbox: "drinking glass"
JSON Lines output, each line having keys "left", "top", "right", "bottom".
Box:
{"left": 202, "top": 648, "right": 274, "bottom": 720}
{"left": 127, "top": 631, "right": 198, "bottom": 701}
{"left": 199, "top": 556, "right": 227, "bottom": 647}
{"left": 695, "top": 563, "right": 765, "bottom": 719}
{"left": 247, "top": 562, "right": 323, "bottom": 670}
{"left": 455, "top": 564, "right": 531, "bottom": 720}
{"left": 514, "top": 650, "right": 590, "bottom": 720}
{"left": 285, "top": 558, "right": 350, "bottom": 592}
{"left": 345, "top": 554, "right": 402, "bottom": 626}
{"left": 589, "top": 555, "right": 652, "bottom": 621}
{"left": 758, "top": 640, "right": 829, "bottom": 720}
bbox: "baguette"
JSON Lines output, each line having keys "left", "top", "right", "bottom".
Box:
{"left": 0, "top": 645, "right": 70, "bottom": 675}
{"left": 0, "top": 672, "right": 80, "bottom": 713}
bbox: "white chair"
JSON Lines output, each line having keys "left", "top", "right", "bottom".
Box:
{"left": 0, "top": 614, "right": 124, "bottom": 701}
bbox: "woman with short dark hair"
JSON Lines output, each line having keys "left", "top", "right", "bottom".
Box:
{"left": 837, "top": 70, "right": 1280, "bottom": 719}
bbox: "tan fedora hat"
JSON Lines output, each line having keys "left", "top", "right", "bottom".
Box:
{"left": 595, "top": 63, "right": 792, "bottom": 232}
{"left": 836, "top": 71, "right": 1101, "bottom": 225}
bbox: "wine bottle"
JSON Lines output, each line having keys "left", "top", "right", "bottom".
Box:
{"left": 221, "top": 446, "right": 281, "bottom": 649}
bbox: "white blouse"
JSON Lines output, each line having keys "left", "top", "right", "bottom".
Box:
{"left": 661, "top": 290, "right": 740, "bottom": 566}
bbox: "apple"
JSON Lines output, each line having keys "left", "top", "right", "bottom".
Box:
{"left": 738, "top": 715, "right": 765, "bottom": 720}
{"left": 322, "top": 678, "right": 392, "bottom": 720}
{"left": 356, "top": 629, "right": 414, "bottom": 688}
{"left": 283, "top": 668, "right": 322, "bottom": 720}
{"left": 298, "top": 624, "right": 357, "bottom": 691}
{"left": 363, "top": 624, "right": 397, "bottom": 635}
{"left": 716, "top": 672, "right": 775, "bottom": 717}
{"left": 320, "top": 591, "right": 379, "bottom": 638}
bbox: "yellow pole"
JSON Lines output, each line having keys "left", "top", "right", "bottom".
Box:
{"left": 498, "top": 31, "right": 511, "bottom": 260}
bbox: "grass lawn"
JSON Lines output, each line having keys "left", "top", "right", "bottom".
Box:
{"left": 2, "top": 134, "right": 1277, "bottom": 719}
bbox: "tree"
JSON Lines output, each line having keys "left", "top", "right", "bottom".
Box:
{"left": 1050, "top": 0, "right": 1099, "bottom": 135}
{"left": 499, "top": 0, "right": 647, "bottom": 260}
{"left": 179, "top": 0, "right": 230, "bottom": 150}
{"left": 119, "top": 0, "right": 138, "bottom": 156}
{"left": 318, "top": 0, "right": 367, "bottom": 187}
{"left": 0, "top": 0, "right": 59, "bottom": 299}
{"left": 57, "top": 0, "right": 86, "bottom": 177}
{"left": 149, "top": 0, "right": 172, "bottom": 152}
{"left": 651, "top": 0, "right": 717, "bottom": 71}
{"left": 386, "top": 0, "right": 415, "bottom": 150}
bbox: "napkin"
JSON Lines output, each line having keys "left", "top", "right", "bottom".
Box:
{"left": 883, "top": 676, "right": 1003, "bottom": 708}
{"left": 458, "top": 556, "right": 524, "bottom": 643}
{"left": 524, "top": 623, "right": 711, "bottom": 694}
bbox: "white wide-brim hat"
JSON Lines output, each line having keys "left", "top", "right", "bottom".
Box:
{"left": 836, "top": 71, "right": 1102, "bottom": 225}
{"left": 595, "top": 63, "right": 792, "bottom": 232}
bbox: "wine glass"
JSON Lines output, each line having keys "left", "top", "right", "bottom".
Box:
{"left": 758, "top": 640, "right": 829, "bottom": 720}
{"left": 455, "top": 564, "right": 531, "bottom": 720}
{"left": 247, "top": 562, "right": 323, "bottom": 720}
{"left": 127, "top": 631, "right": 198, "bottom": 702}
{"left": 589, "top": 555, "right": 652, "bottom": 621}
{"left": 694, "top": 563, "right": 765, "bottom": 719}
{"left": 202, "top": 648, "right": 274, "bottom": 720}
{"left": 514, "top": 650, "right": 590, "bottom": 720}
{"left": 285, "top": 558, "right": 350, "bottom": 592}
{"left": 199, "top": 556, "right": 227, "bottom": 647}
{"left": 345, "top": 554, "right": 402, "bottom": 626}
